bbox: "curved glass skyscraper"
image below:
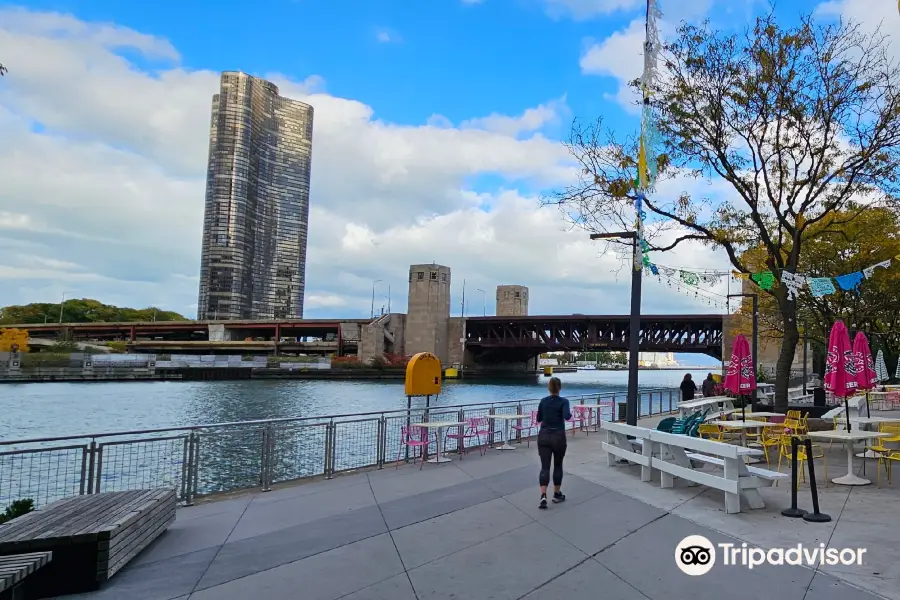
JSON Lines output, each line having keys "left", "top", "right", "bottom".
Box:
{"left": 197, "top": 72, "right": 313, "bottom": 320}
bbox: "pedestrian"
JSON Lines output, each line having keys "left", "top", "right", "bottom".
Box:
{"left": 536, "top": 376, "right": 570, "bottom": 509}
{"left": 701, "top": 373, "right": 716, "bottom": 397}
{"left": 680, "top": 373, "right": 697, "bottom": 402}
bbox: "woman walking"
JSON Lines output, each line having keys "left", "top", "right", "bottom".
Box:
{"left": 536, "top": 376, "right": 571, "bottom": 509}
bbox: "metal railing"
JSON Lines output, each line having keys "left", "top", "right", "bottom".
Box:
{"left": 0, "top": 388, "right": 678, "bottom": 509}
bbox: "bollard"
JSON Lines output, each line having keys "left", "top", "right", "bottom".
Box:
{"left": 801, "top": 438, "right": 832, "bottom": 523}
{"left": 781, "top": 436, "right": 807, "bottom": 518}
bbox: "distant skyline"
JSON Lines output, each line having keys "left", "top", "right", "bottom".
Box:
{"left": 0, "top": 1, "right": 894, "bottom": 321}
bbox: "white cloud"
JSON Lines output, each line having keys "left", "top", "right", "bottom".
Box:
{"left": 374, "top": 27, "right": 400, "bottom": 43}
{"left": 0, "top": 7, "right": 731, "bottom": 320}
{"left": 816, "top": 0, "right": 899, "bottom": 60}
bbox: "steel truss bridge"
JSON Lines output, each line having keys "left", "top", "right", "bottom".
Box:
{"left": 464, "top": 314, "right": 725, "bottom": 363}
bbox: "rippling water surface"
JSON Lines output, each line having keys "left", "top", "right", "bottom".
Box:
{"left": 0, "top": 369, "right": 715, "bottom": 440}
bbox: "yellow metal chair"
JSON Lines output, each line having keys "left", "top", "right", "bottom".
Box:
{"left": 776, "top": 434, "right": 828, "bottom": 489}
{"left": 867, "top": 423, "right": 900, "bottom": 456}
{"left": 876, "top": 450, "right": 900, "bottom": 486}
{"left": 758, "top": 424, "right": 786, "bottom": 467}
{"left": 698, "top": 424, "right": 724, "bottom": 442}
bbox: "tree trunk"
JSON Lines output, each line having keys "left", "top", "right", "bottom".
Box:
{"left": 774, "top": 303, "right": 800, "bottom": 413}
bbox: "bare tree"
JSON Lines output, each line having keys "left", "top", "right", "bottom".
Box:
{"left": 0, "top": 63, "right": 7, "bottom": 76}
{"left": 544, "top": 14, "right": 900, "bottom": 411}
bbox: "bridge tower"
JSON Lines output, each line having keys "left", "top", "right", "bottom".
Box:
{"left": 406, "top": 264, "right": 451, "bottom": 364}
{"left": 496, "top": 285, "right": 528, "bottom": 316}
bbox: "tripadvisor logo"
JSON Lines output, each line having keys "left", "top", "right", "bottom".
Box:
{"left": 675, "top": 535, "right": 866, "bottom": 576}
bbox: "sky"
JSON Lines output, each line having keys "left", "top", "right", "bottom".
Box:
{"left": 0, "top": 0, "right": 896, "bottom": 331}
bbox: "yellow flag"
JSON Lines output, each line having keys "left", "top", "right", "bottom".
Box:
{"left": 638, "top": 138, "right": 648, "bottom": 190}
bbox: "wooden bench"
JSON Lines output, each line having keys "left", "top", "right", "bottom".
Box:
{"left": 650, "top": 430, "right": 778, "bottom": 514}
{"left": 600, "top": 422, "right": 656, "bottom": 482}
{"left": 0, "top": 552, "right": 52, "bottom": 600}
{"left": 0, "top": 489, "right": 176, "bottom": 597}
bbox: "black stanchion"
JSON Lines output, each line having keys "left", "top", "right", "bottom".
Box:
{"left": 781, "top": 437, "right": 807, "bottom": 518}
{"left": 802, "top": 438, "right": 831, "bottom": 523}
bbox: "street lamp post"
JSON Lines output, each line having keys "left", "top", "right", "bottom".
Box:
{"left": 590, "top": 231, "right": 641, "bottom": 426}
{"left": 726, "top": 293, "right": 759, "bottom": 379}
{"left": 476, "top": 288, "right": 485, "bottom": 316}
{"left": 370, "top": 279, "right": 382, "bottom": 319}
{"left": 58, "top": 293, "right": 68, "bottom": 324}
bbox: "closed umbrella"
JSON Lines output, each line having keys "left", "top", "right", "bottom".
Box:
{"left": 824, "top": 321, "right": 857, "bottom": 431}
{"left": 724, "top": 334, "right": 756, "bottom": 421}
{"left": 875, "top": 350, "right": 889, "bottom": 384}
{"left": 853, "top": 332, "right": 877, "bottom": 418}
{"left": 895, "top": 356, "right": 900, "bottom": 382}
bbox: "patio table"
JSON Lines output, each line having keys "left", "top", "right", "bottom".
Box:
{"left": 707, "top": 420, "right": 778, "bottom": 464}
{"left": 807, "top": 430, "right": 888, "bottom": 486}
{"left": 487, "top": 414, "right": 525, "bottom": 450}
{"left": 416, "top": 421, "right": 465, "bottom": 463}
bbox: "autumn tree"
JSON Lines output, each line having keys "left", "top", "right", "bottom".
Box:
{"left": 544, "top": 14, "right": 900, "bottom": 411}
{"left": 743, "top": 207, "right": 900, "bottom": 376}
{"left": 0, "top": 329, "right": 30, "bottom": 353}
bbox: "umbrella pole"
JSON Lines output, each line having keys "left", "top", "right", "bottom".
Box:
{"left": 741, "top": 394, "right": 746, "bottom": 421}
{"left": 866, "top": 391, "right": 870, "bottom": 418}
{"left": 843, "top": 397, "right": 851, "bottom": 433}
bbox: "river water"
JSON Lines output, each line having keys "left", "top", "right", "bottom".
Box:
{"left": 0, "top": 369, "right": 713, "bottom": 441}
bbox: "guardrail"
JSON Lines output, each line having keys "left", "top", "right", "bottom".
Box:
{"left": 0, "top": 388, "right": 678, "bottom": 509}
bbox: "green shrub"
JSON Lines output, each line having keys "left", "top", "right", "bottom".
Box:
{"left": 0, "top": 499, "right": 34, "bottom": 524}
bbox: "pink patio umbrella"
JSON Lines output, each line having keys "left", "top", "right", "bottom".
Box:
{"left": 824, "top": 320, "right": 857, "bottom": 431}
{"left": 724, "top": 334, "right": 756, "bottom": 421}
{"left": 853, "top": 331, "right": 877, "bottom": 418}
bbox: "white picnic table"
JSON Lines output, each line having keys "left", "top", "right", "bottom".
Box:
{"left": 677, "top": 396, "right": 735, "bottom": 417}
{"left": 416, "top": 421, "right": 465, "bottom": 463}
{"left": 744, "top": 412, "right": 783, "bottom": 419}
{"left": 806, "top": 430, "right": 889, "bottom": 486}
{"left": 487, "top": 414, "right": 525, "bottom": 450}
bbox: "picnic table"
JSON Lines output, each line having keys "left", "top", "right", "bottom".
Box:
{"left": 677, "top": 396, "right": 735, "bottom": 418}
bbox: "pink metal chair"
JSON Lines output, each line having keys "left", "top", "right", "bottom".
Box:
{"left": 887, "top": 392, "right": 900, "bottom": 410}
{"left": 397, "top": 424, "right": 433, "bottom": 469}
{"left": 467, "top": 416, "right": 493, "bottom": 455}
{"left": 444, "top": 420, "right": 480, "bottom": 458}
{"left": 510, "top": 410, "right": 539, "bottom": 447}
{"left": 569, "top": 405, "right": 591, "bottom": 436}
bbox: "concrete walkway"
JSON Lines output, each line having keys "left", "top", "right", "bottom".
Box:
{"left": 60, "top": 432, "right": 895, "bottom": 600}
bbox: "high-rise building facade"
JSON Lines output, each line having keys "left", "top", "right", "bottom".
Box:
{"left": 197, "top": 72, "right": 313, "bottom": 320}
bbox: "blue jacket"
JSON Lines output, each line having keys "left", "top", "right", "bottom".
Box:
{"left": 537, "top": 395, "right": 571, "bottom": 431}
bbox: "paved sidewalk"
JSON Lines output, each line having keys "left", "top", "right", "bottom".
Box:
{"left": 61, "top": 433, "right": 892, "bottom": 600}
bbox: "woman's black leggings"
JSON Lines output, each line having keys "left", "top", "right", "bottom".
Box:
{"left": 537, "top": 429, "right": 567, "bottom": 487}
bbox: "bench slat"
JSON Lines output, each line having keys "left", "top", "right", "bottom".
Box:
{"left": 684, "top": 452, "right": 788, "bottom": 480}
{"left": 0, "top": 551, "right": 52, "bottom": 592}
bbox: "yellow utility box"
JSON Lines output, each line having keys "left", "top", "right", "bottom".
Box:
{"left": 543, "top": 366, "right": 553, "bottom": 376}
{"left": 405, "top": 352, "right": 442, "bottom": 396}
{"left": 444, "top": 367, "right": 459, "bottom": 379}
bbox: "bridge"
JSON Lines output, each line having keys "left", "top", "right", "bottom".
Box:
{"left": 9, "top": 313, "right": 726, "bottom": 362}
{"left": 464, "top": 314, "right": 724, "bottom": 363}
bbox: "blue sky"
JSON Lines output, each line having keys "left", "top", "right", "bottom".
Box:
{"left": 0, "top": 0, "right": 889, "bottom": 359}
